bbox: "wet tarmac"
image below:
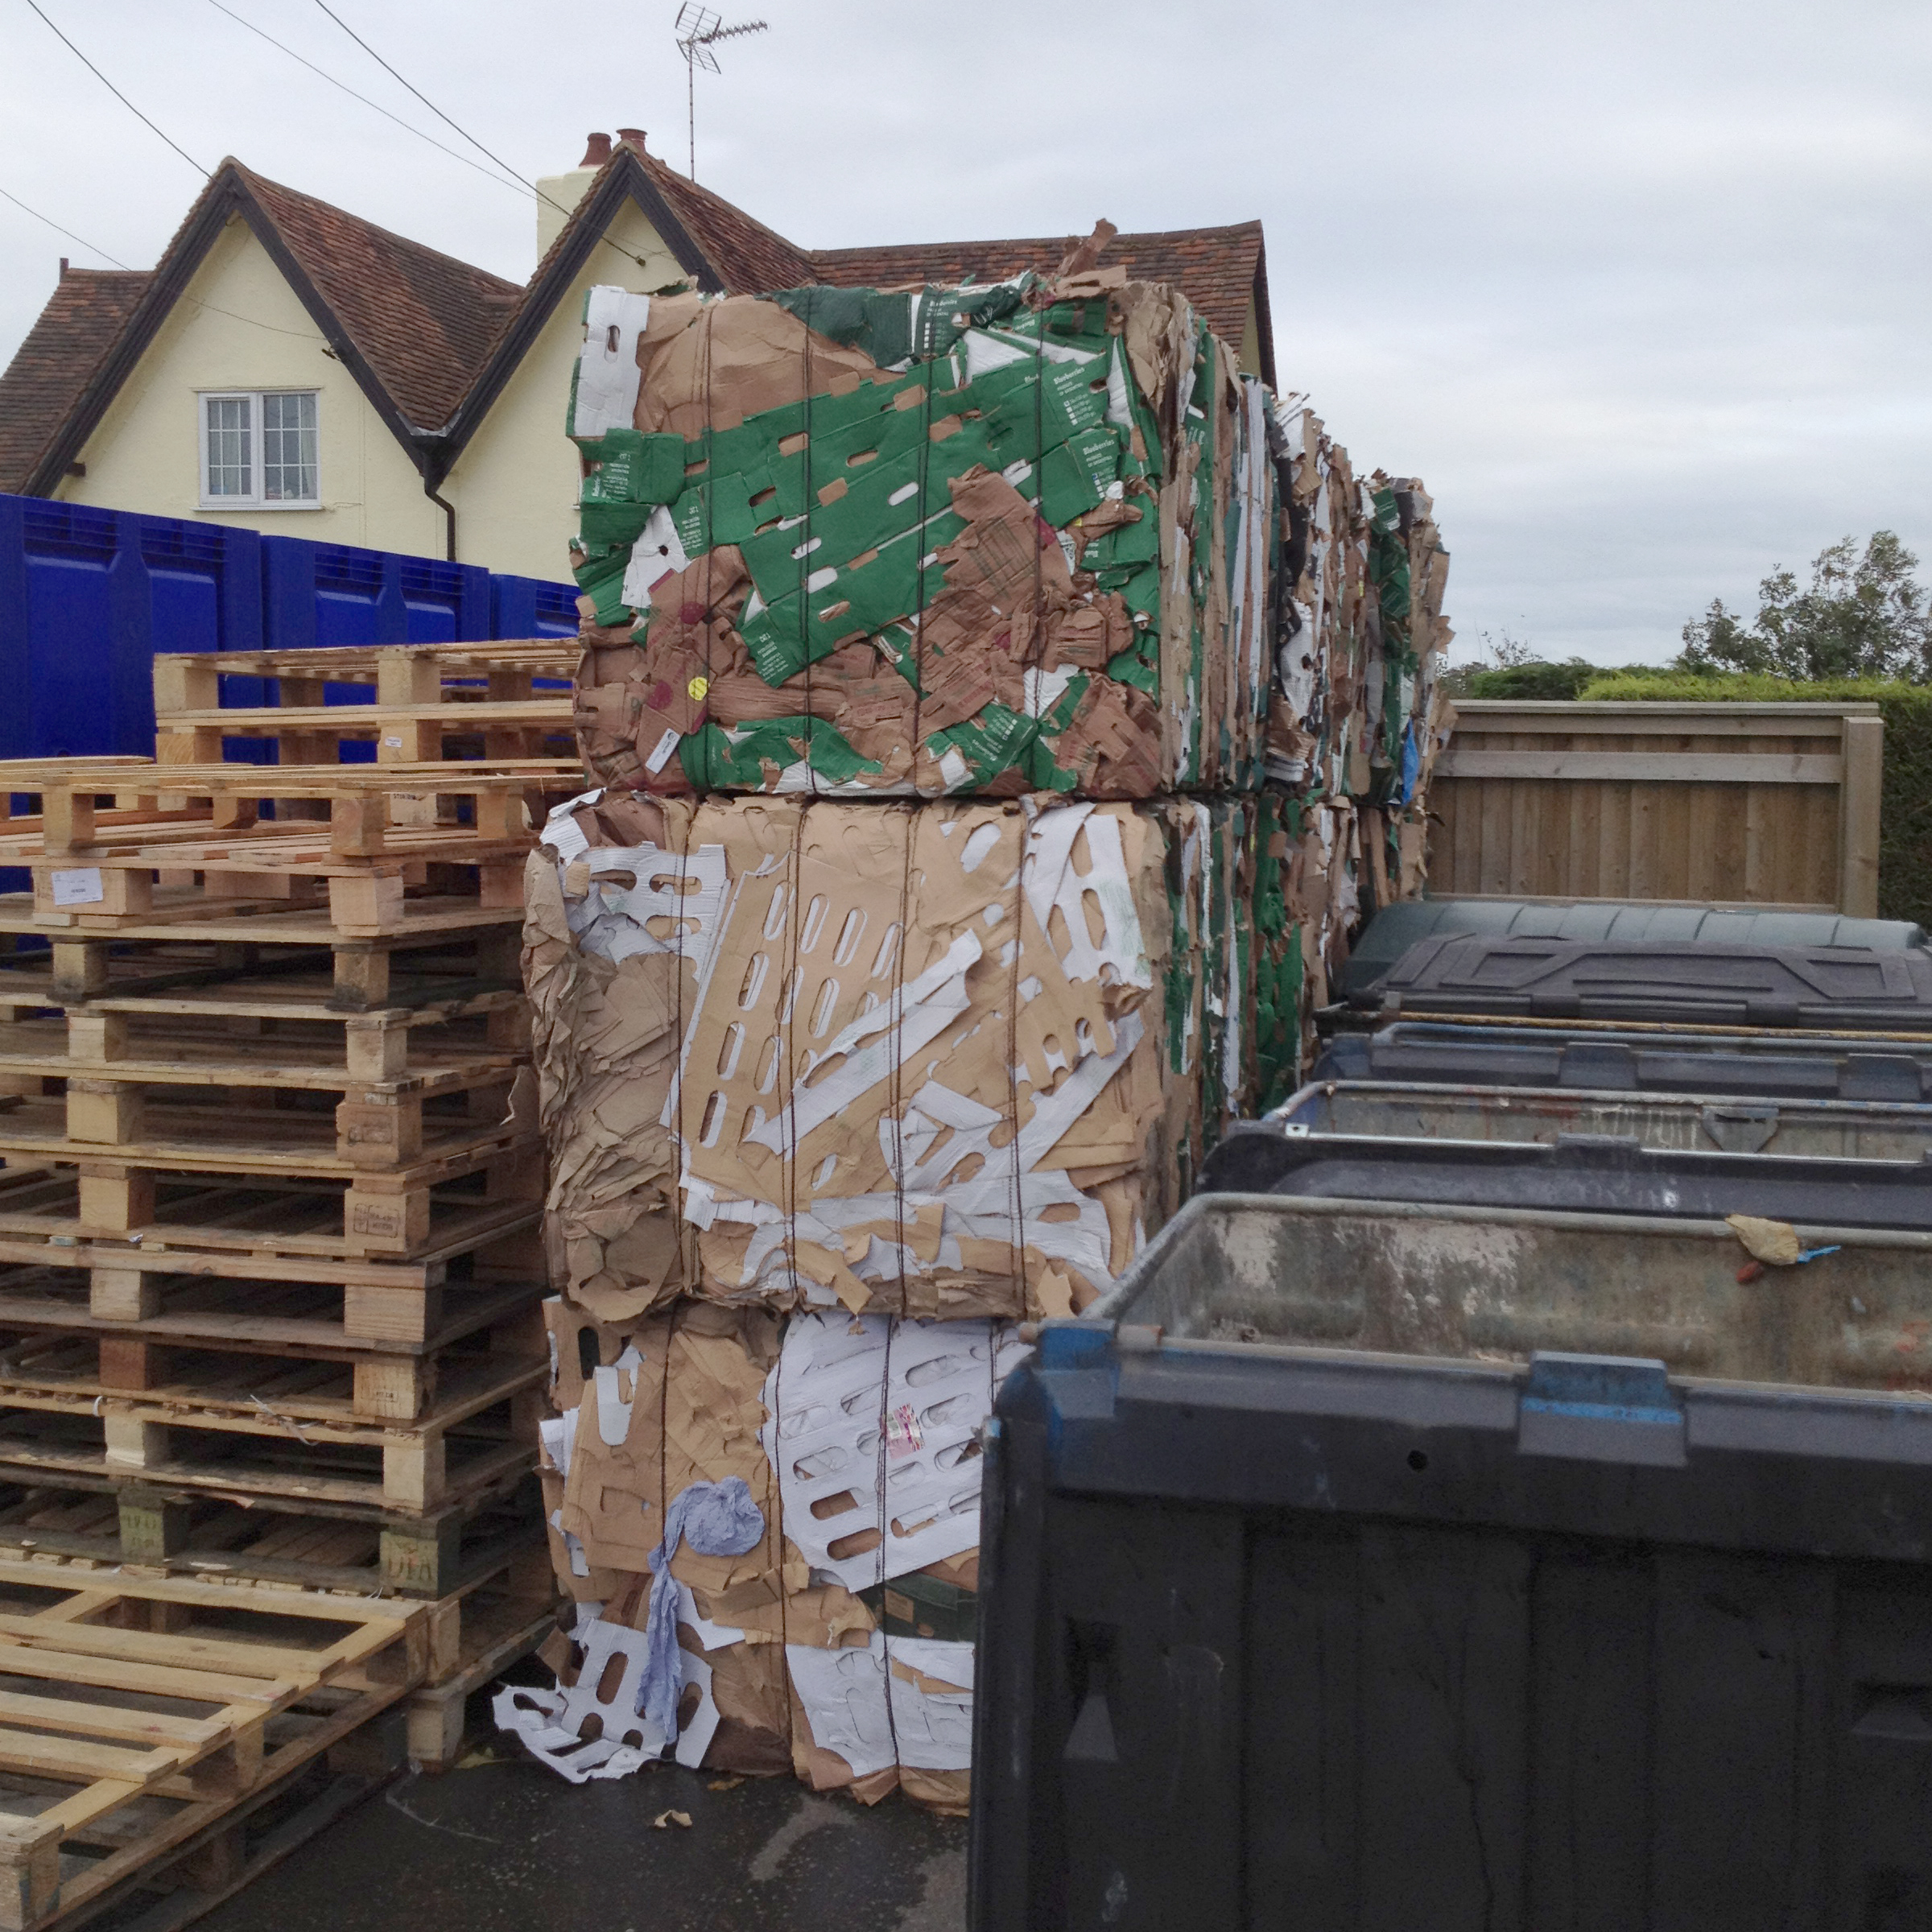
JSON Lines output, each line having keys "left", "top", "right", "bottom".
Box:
{"left": 193, "top": 1754, "right": 965, "bottom": 1932}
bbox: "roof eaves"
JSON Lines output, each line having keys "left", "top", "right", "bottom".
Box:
{"left": 1250, "top": 235, "right": 1277, "bottom": 391}
{"left": 434, "top": 149, "right": 723, "bottom": 477}
{"left": 21, "top": 160, "right": 428, "bottom": 494}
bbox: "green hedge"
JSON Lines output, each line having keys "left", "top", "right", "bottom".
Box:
{"left": 1464, "top": 659, "right": 1600, "bottom": 700}
{"left": 1576, "top": 672, "right": 1932, "bottom": 929}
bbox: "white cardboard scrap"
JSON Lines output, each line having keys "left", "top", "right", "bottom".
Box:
{"left": 786, "top": 1633, "right": 976, "bottom": 1779}
{"left": 496, "top": 1602, "right": 744, "bottom": 1782}
{"left": 619, "top": 504, "right": 691, "bottom": 607}
{"left": 760, "top": 1315, "right": 1030, "bottom": 1591}
{"left": 493, "top": 1615, "right": 665, "bottom": 1782}
{"left": 572, "top": 288, "right": 650, "bottom": 440}
{"left": 565, "top": 840, "right": 730, "bottom": 978}
{"left": 743, "top": 930, "right": 981, "bottom": 1151}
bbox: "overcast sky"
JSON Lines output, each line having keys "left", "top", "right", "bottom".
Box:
{"left": 2, "top": 0, "right": 1927, "bottom": 664}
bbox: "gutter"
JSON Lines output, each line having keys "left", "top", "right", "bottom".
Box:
{"left": 414, "top": 431, "right": 456, "bottom": 562}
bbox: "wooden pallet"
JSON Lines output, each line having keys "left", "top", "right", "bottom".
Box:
{"left": 0, "top": 1146, "right": 540, "bottom": 1268}
{"left": 0, "top": 1469, "right": 541, "bottom": 1602}
{"left": 0, "top": 1281, "right": 543, "bottom": 1425}
{"left": 406, "top": 1550, "right": 555, "bottom": 1772}
{"left": 156, "top": 702, "right": 575, "bottom": 768}
{"left": 0, "top": 1113, "right": 541, "bottom": 1259}
{"left": 0, "top": 1269, "right": 543, "bottom": 1389}
{"left": 0, "top": 1559, "right": 422, "bottom": 1930}
{"left": 55, "top": 1762, "right": 384, "bottom": 1932}
{"left": 0, "top": 769, "right": 157, "bottom": 842}
{"left": 0, "top": 1213, "right": 541, "bottom": 1351}
{"left": 0, "top": 1089, "right": 532, "bottom": 1188}
{"left": 154, "top": 638, "right": 581, "bottom": 801}
{"left": 0, "top": 910, "right": 522, "bottom": 1015}
{"left": 0, "top": 1001, "right": 529, "bottom": 1092}
{"left": 0, "top": 1018, "right": 522, "bottom": 1121}
{"left": 0, "top": 1389, "right": 535, "bottom": 1518}
{"left": 0, "top": 762, "right": 567, "bottom": 940}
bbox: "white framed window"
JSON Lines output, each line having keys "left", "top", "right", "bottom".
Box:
{"left": 197, "top": 390, "right": 320, "bottom": 508}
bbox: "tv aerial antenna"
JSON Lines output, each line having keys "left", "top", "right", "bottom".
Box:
{"left": 675, "top": 5, "right": 768, "bottom": 182}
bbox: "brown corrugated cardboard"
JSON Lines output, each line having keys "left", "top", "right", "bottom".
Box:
{"left": 526, "top": 790, "right": 1225, "bottom": 1320}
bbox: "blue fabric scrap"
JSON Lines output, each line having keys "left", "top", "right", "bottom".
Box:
{"left": 637, "top": 1476, "right": 765, "bottom": 1739}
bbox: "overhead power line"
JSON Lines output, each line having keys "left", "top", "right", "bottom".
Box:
{"left": 308, "top": 0, "right": 659, "bottom": 274}
{"left": 23, "top": 0, "right": 209, "bottom": 177}
{"left": 0, "top": 184, "right": 130, "bottom": 268}
{"left": 310, "top": 0, "right": 539, "bottom": 197}
{"left": 205, "top": 0, "right": 528, "bottom": 198}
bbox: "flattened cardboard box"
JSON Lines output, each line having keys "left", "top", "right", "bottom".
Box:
{"left": 566, "top": 272, "right": 1278, "bottom": 800}
{"left": 524, "top": 788, "right": 1264, "bottom": 1322}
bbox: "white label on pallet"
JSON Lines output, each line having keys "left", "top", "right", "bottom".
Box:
{"left": 49, "top": 867, "right": 104, "bottom": 907}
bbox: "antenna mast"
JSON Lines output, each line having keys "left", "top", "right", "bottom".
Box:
{"left": 675, "top": 5, "right": 768, "bottom": 182}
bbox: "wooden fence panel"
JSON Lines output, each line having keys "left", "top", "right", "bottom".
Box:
{"left": 1430, "top": 702, "right": 1883, "bottom": 915}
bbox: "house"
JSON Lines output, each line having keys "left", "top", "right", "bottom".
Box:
{"left": 0, "top": 131, "right": 1274, "bottom": 585}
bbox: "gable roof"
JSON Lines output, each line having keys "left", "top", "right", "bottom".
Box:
{"left": 235, "top": 167, "right": 520, "bottom": 431}
{"left": 1, "top": 144, "right": 1274, "bottom": 500}
{"left": 0, "top": 159, "right": 521, "bottom": 497}
{"left": 0, "top": 267, "right": 151, "bottom": 494}
{"left": 809, "top": 221, "right": 1272, "bottom": 379}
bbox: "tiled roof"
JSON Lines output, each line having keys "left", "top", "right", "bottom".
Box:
{"left": 233, "top": 165, "right": 522, "bottom": 431}
{"left": 0, "top": 146, "right": 1270, "bottom": 497}
{"left": 0, "top": 268, "right": 151, "bottom": 493}
{"left": 634, "top": 149, "right": 817, "bottom": 294}
{"left": 807, "top": 221, "right": 1267, "bottom": 349}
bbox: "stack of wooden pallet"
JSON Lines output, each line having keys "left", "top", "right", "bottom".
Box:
{"left": 0, "top": 648, "right": 581, "bottom": 1910}
{"left": 152, "top": 641, "right": 576, "bottom": 768}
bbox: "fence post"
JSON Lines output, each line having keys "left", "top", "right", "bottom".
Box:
{"left": 1838, "top": 714, "right": 1884, "bottom": 918}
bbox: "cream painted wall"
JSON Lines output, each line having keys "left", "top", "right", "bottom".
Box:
{"left": 56, "top": 213, "right": 444, "bottom": 558}
{"left": 444, "top": 196, "right": 683, "bottom": 585}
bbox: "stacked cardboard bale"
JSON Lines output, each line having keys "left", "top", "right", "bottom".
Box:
{"left": 1259, "top": 402, "right": 1455, "bottom": 1092}
{"left": 504, "top": 262, "right": 1447, "bottom": 1807}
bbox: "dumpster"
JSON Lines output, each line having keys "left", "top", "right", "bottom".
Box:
{"left": 1339, "top": 896, "right": 1925, "bottom": 998}
{"left": 1348, "top": 934, "right": 1932, "bottom": 1028}
{"left": 1317, "top": 1019, "right": 1932, "bottom": 1103}
{"left": 1269, "top": 1077, "right": 1932, "bottom": 1160}
{"left": 971, "top": 1191, "right": 1932, "bottom": 1930}
{"left": 1194, "top": 1122, "right": 1932, "bottom": 1229}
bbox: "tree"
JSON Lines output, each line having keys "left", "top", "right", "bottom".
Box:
{"left": 1679, "top": 531, "right": 1932, "bottom": 682}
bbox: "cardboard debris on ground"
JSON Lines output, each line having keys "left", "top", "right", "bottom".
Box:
{"left": 567, "top": 270, "right": 1277, "bottom": 800}
{"left": 510, "top": 1299, "right": 1020, "bottom": 1810}
{"left": 523, "top": 789, "right": 1269, "bottom": 1320}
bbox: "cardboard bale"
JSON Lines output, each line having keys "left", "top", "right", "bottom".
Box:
{"left": 564, "top": 271, "right": 1278, "bottom": 799}
{"left": 523, "top": 1297, "right": 1020, "bottom": 1807}
{"left": 1262, "top": 398, "right": 1456, "bottom": 1080}
{"left": 536, "top": 1294, "right": 811, "bottom": 1775}
{"left": 525, "top": 788, "right": 1262, "bottom": 1321}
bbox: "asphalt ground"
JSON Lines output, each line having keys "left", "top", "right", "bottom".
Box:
{"left": 192, "top": 1750, "right": 966, "bottom": 1932}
